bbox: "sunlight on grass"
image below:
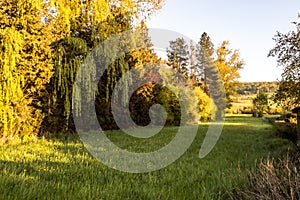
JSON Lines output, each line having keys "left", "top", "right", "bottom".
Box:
{"left": 0, "top": 115, "right": 295, "bottom": 199}
{"left": 200, "top": 121, "right": 248, "bottom": 126}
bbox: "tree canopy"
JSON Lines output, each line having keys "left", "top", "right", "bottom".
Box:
{"left": 0, "top": 0, "right": 164, "bottom": 137}
{"left": 253, "top": 91, "right": 269, "bottom": 117}
{"left": 269, "top": 15, "right": 300, "bottom": 109}
{"left": 0, "top": 0, "right": 247, "bottom": 138}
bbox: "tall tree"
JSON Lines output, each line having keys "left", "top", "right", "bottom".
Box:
{"left": 0, "top": 0, "right": 58, "bottom": 137}
{"left": 189, "top": 40, "right": 198, "bottom": 84}
{"left": 0, "top": 0, "right": 165, "bottom": 136}
{"left": 215, "top": 41, "right": 243, "bottom": 108}
{"left": 44, "top": 0, "right": 165, "bottom": 132}
{"left": 197, "top": 32, "right": 215, "bottom": 89}
{"left": 167, "top": 37, "right": 190, "bottom": 78}
{"left": 268, "top": 15, "right": 300, "bottom": 109}
{"left": 198, "top": 32, "right": 226, "bottom": 119}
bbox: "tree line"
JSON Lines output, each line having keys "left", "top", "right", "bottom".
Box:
{"left": 235, "top": 82, "right": 279, "bottom": 95}
{"left": 0, "top": 0, "right": 244, "bottom": 138}
{"left": 166, "top": 33, "right": 243, "bottom": 115}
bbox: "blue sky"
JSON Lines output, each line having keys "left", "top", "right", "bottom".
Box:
{"left": 146, "top": 0, "right": 299, "bottom": 82}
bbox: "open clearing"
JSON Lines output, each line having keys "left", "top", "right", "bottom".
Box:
{"left": 0, "top": 115, "right": 294, "bottom": 199}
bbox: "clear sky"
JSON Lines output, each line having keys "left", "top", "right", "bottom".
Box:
{"left": 146, "top": 0, "right": 299, "bottom": 82}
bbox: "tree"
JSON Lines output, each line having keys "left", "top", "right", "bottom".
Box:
{"left": 253, "top": 91, "right": 269, "bottom": 117}
{"left": 167, "top": 37, "right": 190, "bottom": 78}
{"left": 268, "top": 15, "right": 300, "bottom": 110}
{"left": 0, "top": 0, "right": 165, "bottom": 136}
{"left": 42, "top": 1, "right": 165, "bottom": 132}
{"left": 188, "top": 40, "right": 198, "bottom": 84}
{"left": 197, "top": 32, "right": 216, "bottom": 91}
{"left": 198, "top": 32, "right": 226, "bottom": 120}
{"left": 215, "top": 41, "right": 243, "bottom": 108}
{"left": 0, "top": 0, "right": 58, "bottom": 138}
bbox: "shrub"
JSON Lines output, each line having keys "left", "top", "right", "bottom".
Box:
{"left": 194, "top": 86, "right": 216, "bottom": 121}
{"left": 273, "top": 122, "right": 297, "bottom": 144}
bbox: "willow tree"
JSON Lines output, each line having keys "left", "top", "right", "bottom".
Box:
{"left": 42, "top": 0, "right": 165, "bottom": 132}
{"left": 0, "top": 0, "right": 57, "bottom": 138}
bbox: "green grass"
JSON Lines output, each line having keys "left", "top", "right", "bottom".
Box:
{"left": 0, "top": 115, "right": 294, "bottom": 199}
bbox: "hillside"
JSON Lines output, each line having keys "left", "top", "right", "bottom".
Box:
{"left": 234, "top": 81, "right": 279, "bottom": 95}
{"left": 228, "top": 82, "right": 279, "bottom": 114}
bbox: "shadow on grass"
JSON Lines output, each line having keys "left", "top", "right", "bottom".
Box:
{"left": 0, "top": 114, "right": 295, "bottom": 199}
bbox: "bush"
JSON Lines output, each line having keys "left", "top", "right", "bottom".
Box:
{"left": 241, "top": 108, "right": 253, "bottom": 114}
{"left": 273, "top": 122, "right": 297, "bottom": 144}
{"left": 194, "top": 86, "right": 216, "bottom": 121}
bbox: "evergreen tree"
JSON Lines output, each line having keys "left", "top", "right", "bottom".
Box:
{"left": 198, "top": 32, "right": 226, "bottom": 120}
{"left": 197, "top": 32, "right": 215, "bottom": 90}
{"left": 167, "top": 37, "right": 190, "bottom": 78}
{"left": 189, "top": 40, "right": 199, "bottom": 85}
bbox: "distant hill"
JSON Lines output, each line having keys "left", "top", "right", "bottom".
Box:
{"left": 234, "top": 82, "right": 279, "bottom": 95}
{"left": 228, "top": 82, "right": 280, "bottom": 114}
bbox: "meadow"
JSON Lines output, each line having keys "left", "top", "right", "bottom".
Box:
{"left": 0, "top": 115, "right": 294, "bottom": 199}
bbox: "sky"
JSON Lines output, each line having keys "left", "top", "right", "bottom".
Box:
{"left": 146, "top": 0, "right": 299, "bottom": 82}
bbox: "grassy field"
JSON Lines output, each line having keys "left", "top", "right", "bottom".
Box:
{"left": 0, "top": 115, "right": 294, "bottom": 199}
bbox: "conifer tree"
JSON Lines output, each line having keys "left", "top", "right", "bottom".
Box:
{"left": 198, "top": 32, "right": 226, "bottom": 120}
{"left": 167, "top": 37, "right": 190, "bottom": 79}
{"left": 197, "top": 32, "right": 215, "bottom": 90}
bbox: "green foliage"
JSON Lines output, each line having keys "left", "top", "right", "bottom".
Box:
{"left": 215, "top": 41, "right": 244, "bottom": 108}
{"left": 0, "top": 0, "right": 246, "bottom": 137}
{"left": 167, "top": 37, "right": 190, "bottom": 78}
{"left": 41, "top": 37, "right": 89, "bottom": 133}
{"left": 157, "top": 66, "right": 197, "bottom": 125}
{"left": 272, "top": 122, "right": 297, "bottom": 144}
{"left": 253, "top": 91, "right": 269, "bottom": 117}
{"left": 167, "top": 33, "right": 246, "bottom": 120}
{"left": 235, "top": 82, "right": 279, "bottom": 95}
{"left": 197, "top": 33, "right": 230, "bottom": 119}
{"left": 268, "top": 15, "right": 300, "bottom": 109}
{"left": 41, "top": 1, "right": 164, "bottom": 133}
{"left": 0, "top": 116, "right": 294, "bottom": 199}
{"left": 93, "top": 26, "right": 163, "bottom": 131}
{"left": 198, "top": 32, "right": 215, "bottom": 86}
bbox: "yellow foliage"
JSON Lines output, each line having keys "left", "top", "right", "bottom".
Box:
{"left": 0, "top": 0, "right": 165, "bottom": 136}
{"left": 194, "top": 86, "right": 216, "bottom": 121}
